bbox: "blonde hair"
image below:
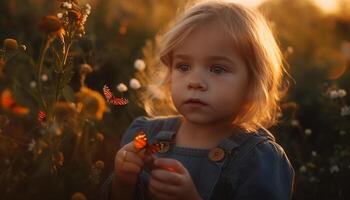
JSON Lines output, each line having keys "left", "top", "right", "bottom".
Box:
{"left": 136, "top": 0, "right": 291, "bottom": 133}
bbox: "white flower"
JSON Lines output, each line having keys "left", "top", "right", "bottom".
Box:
{"left": 85, "top": 4, "right": 91, "bottom": 13}
{"left": 305, "top": 129, "right": 312, "bottom": 135}
{"left": 62, "top": 2, "right": 72, "bottom": 9}
{"left": 311, "top": 151, "right": 317, "bottom": 157}
{"left": 41, "top": 74, "right": 48, "bottom": 82}
{"left": 134, "top": 59, "right": 146, "bottom": 71}
{"left": 57, "top": 13, "right": 63, "bottom": 19}
{"left": 30, "top": 81, "right": 37, "bottom": 88}
{"left": 129, "top": 78, "right": 141, "bottom": 89}
{"left": 28, "top": 139, "right": 36, "bottom": 151}
{"left": 339, "top": 130, "right": 346, "bottom": 135}
{"left": 147, "top": 84, "right": 165, "bottom": 99}
{"left": 330, "top": 165, "right": 339, "bottom": 173}
{"left": 337, "top": 89, "right": 347, "bottom": 98}
{"left": 290, "top": 119, "right": 299, "bottom": 126}
{"left": 329, "top": 90, "right": 339, "bottom": 99}
{"left": 116, "top": 83, "right": 128, "bottom": 92}
{"left": 20, "top": 44, "right": 26, "bottom": 51}
{"left": 299, "top": 165, "right": 307, "bottom": 173}
{"left": 340, "top": 106, "right": 350, "bottom": 116}
{"left": 309, "top": 176, "right": 316, "bottom": 182}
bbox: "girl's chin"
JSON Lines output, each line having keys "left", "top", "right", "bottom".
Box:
{"left": 180, "top": 112, "right": 216, "bottom": 124}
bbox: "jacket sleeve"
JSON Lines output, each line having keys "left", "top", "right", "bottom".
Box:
{"left": 233, "top": 140, "right": 295, "bottom": 200}
{"left": 99, "top": 116, "right": 149, "bottom": 200}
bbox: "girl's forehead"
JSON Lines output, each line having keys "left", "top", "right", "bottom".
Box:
{"left": 172, "top": 23, "right": 243, "bottom": 63}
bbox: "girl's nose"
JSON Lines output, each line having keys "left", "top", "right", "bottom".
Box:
{"left": 187, "top": 80, "right": 207, "bottom": 91}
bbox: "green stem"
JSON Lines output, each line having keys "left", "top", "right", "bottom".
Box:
{"left": 37, "top": 36, "right": 52, "bottom": 111}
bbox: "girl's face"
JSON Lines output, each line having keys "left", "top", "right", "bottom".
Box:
{"left": 170, "top": 22, "right": 250, "bottom": 125}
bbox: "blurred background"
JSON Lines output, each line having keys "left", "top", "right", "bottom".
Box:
{"left": 0, "top": 0, "right": 349, "bottom": 199}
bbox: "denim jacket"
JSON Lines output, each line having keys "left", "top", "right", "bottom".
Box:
{"left": 99, "top": 115, "right": 295, "bottom": 200}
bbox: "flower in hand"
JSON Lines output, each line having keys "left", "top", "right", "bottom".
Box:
{"left": 148, "top": 158, "right": 202, "bottom": 200}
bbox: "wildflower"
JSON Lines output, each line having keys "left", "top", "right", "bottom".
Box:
{"left": 337, "top": 89, "right": 347, "bottom": 98}
{"left": 68, "top": 10, "right": 81, "bottom": 23}
{"left": 71, "top": 192, "right": 87, "bottom": 200}
{"left": 290, "top": 119, "right": 299, "bottom": 127}
{"left": 61, "top": 2, "right": 73, "bottom": 9}
{"left": 119, "top": 25, "right": 128, "bottom": 35}
{"left": 330, "top": 165, "right": 339, "bottom": 173}
{"left": 53, "top": 151, "right": 64, "bottom": 167}
{"left": 48, "top": 123, "right": 62, "bottom": 136}
{"left": 30, "top": 81, "right": 37, "bottom": 88}
{"left": 339, "top": 130, "right": 346, "bottom": 135}
{"left": 28, "top": 139, "right": 36, "bottom": 152}
{"left": 299, "top": 165, "right": 307, "bottom": 173}
{"left": 3, "top": 38, "right": 18, "bottom": 51}
{"left": 53, "top": 101, "right": 77, "bottom": 126}
{"left": 116, "top": 83, "right": 128, "bottom": 92}
{"left": 129, "top": 78, "right": 141, "bottom": 89}
{"left": 304, "top": 129, "right": 312, "bottom": 135}
{"left": 329, "top": 89, "right": 347, "bottom": 99}
{"left": 95, "top": 160, "right": 105, "bottom": 170}
{"left": 329, "top": 90, "right": 338, "bottom": 99}
{"left": 75, "top": 87, "right": 107, "bottom": 120}
{"left": 311, "top": 151, "right": 317, "bottom": 157}
{"left": 19, "top": 44, "right": 26, "bottom": 51}
{"left": 340, "top": 105, "right": 350, "bottom": 116}
{"left": 1, "top": 89, "right": 29, "bottom": 115}
{"left": 309, "top": 176, "right": 316, "bottom": 183}
{"left": 96, "top": 132, "right": 104, "bottom": 142}
{"left": 134, "top": 59, "right": 146, "bottom": 71}
{"left": 38, "top": 15, "right": 62, "bottom": 33}
{"left": 57, "top": 13, "right": 63, "bottom": 19}
{"left": 41, "top": 74, "right": 48, "bottom": 82}
{"left": 85, "top": 4, "right": 91, "bottom": 14}
{"left": 80, "top": 63, "right": 93, "bottom": 74}
{"left": 38, "top": 15, "right": 65, "bottom": 41}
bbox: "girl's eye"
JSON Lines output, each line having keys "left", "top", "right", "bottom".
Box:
{"left": 176, "top": 64, "right": 190, "bottom": 72}
{"left": 210, "top": 65, "right": 227, "bottom": 74}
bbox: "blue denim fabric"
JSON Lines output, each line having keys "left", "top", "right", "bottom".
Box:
{"left": 99, "top": 115, "right": 295, "bottom": 200}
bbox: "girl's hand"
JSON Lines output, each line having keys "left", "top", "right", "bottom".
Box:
{"left": 114, "top": 141, "right": 147, "bottom": 186}
{"left": 148, "top": 158, "right": 202, "bottom": 200}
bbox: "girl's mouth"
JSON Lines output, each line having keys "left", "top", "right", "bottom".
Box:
{"left": 184, "top": 98, "right": 208, "bottom": 106}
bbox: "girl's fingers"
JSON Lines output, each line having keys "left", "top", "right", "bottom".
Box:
{"left": 150, "top": 168, "right": 182, "bottom": 185}
{"left": 116, "top": 149, "right": 144, "bottom": 167}
{"left": 117, "top": 161, "right": 142, "bottom": 174}
{"left": 148, "top": 177, "right": 178, "bottom": 197}
{"left": 153, "top": 158, "right": 187, "bottom": 174}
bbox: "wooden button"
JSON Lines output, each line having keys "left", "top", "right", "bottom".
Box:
{"left": 208, "top": 147, "right": 225, "bottom": 162}
{"left": 158, "top": 142, "right": 170, "bottom": 153}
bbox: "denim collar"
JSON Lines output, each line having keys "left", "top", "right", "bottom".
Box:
{"left": 153, "top": 115, "right": 269, "bottom": 152}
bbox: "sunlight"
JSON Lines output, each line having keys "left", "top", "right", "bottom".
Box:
{"left": 311, "top": 0, "right": 339, "bottom": 13}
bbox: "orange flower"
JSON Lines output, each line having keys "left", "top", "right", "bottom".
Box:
{"left": 1, "top": 89, "right": 29, "bottom": 115}
{"left": 38, "top": 15, "right": 65, "bottom": 40}
{"left": 3, "top": 38, "right": 18, "bottom": 51}
{"left": 68, "top": 9, "right": 82, "bottom": 22}
{"left": 75, "top": 87, "right": 106, "bottom": 120}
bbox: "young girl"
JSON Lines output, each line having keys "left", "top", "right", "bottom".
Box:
{"left": 100, "top": 0, "right": 295, "bottom": 199}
